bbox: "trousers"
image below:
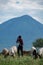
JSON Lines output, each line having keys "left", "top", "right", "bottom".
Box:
{"left": 17, "top": 45, "right": 23, "bottom": 56}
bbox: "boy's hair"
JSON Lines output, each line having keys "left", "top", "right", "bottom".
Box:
{"left": 18, "top": 35, "right": 21, "bottom": 38}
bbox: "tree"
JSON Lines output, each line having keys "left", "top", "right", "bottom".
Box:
{"left": 33, "top": 38, "right": 43, "bottom": 48}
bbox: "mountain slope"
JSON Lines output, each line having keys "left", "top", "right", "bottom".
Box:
{"left": 0, "top": 15, "right": 43, "bottom": 51}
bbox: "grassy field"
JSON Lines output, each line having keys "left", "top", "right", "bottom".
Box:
{"left": 0, "top": 55, "right": 43, "bottom": 65}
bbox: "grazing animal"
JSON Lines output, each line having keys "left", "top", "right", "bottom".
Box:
{"left": 38, "top": 48, "right": 43, "bottom": 58}
{"left": 9, "top": 46, "right": 17, "bottom": 57}
{"left": 31, "top": 46, "right": 38, "bottom": 59}
{"left": 2, "top": 48, "right": 9, "bottom": 57}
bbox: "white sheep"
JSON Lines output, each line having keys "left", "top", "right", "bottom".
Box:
{"left": 31, "top": 46, "right": 37, "bottom": 59}
{"left": 2, "top": 48, "right": 9, "bottom": 57}
{"left": 38, "top": 47, "right": 43, "bottom": 58}
{"left": 9, "top": 46, "right": 17, "bottom": 57}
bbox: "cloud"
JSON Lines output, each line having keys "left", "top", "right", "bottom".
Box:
{"left": 0, "top": 0, "right": 9, "bottom": 4}
{"left": 0, "top": 0, "right": 43, "bottom": 24}
{"left": 28, "top": 9, "right": 43, "bottom": 23}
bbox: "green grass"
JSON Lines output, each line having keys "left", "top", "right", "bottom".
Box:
{"left": 0, "top": 55, "right": 43, "bottom": 65}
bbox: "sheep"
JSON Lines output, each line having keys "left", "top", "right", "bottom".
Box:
{"left": 38, "top": 48, "right": 43, "bottom": 58}
{"left": 9, "top": 46, "right": 17, "bottom": 57}
{"left": 2, "top": 48, "right": 9, "bottom": 57}
{"left": 31, "top": 46, "right": 38, "bottom": 59}
{"left": 31, "top": 46, "right": 36, "bottom": 54}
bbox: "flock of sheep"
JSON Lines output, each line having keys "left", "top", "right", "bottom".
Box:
{"left": 1, "top": 46, "right": 43, "bottom": 59}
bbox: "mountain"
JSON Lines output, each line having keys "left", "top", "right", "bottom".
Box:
{"left": 0, "top": 15, "right": 43, "bottom": 51}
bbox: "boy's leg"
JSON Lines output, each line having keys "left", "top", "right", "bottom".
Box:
{"left": 17, "top": 47, "right": 20, "bottom": 56}
{"left": 21, "top": 46, "right": 23, "bottom": 56}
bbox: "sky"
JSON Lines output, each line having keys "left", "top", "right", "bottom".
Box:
{"left": 0, "top": 0, "right": 43, "bottom": 24}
